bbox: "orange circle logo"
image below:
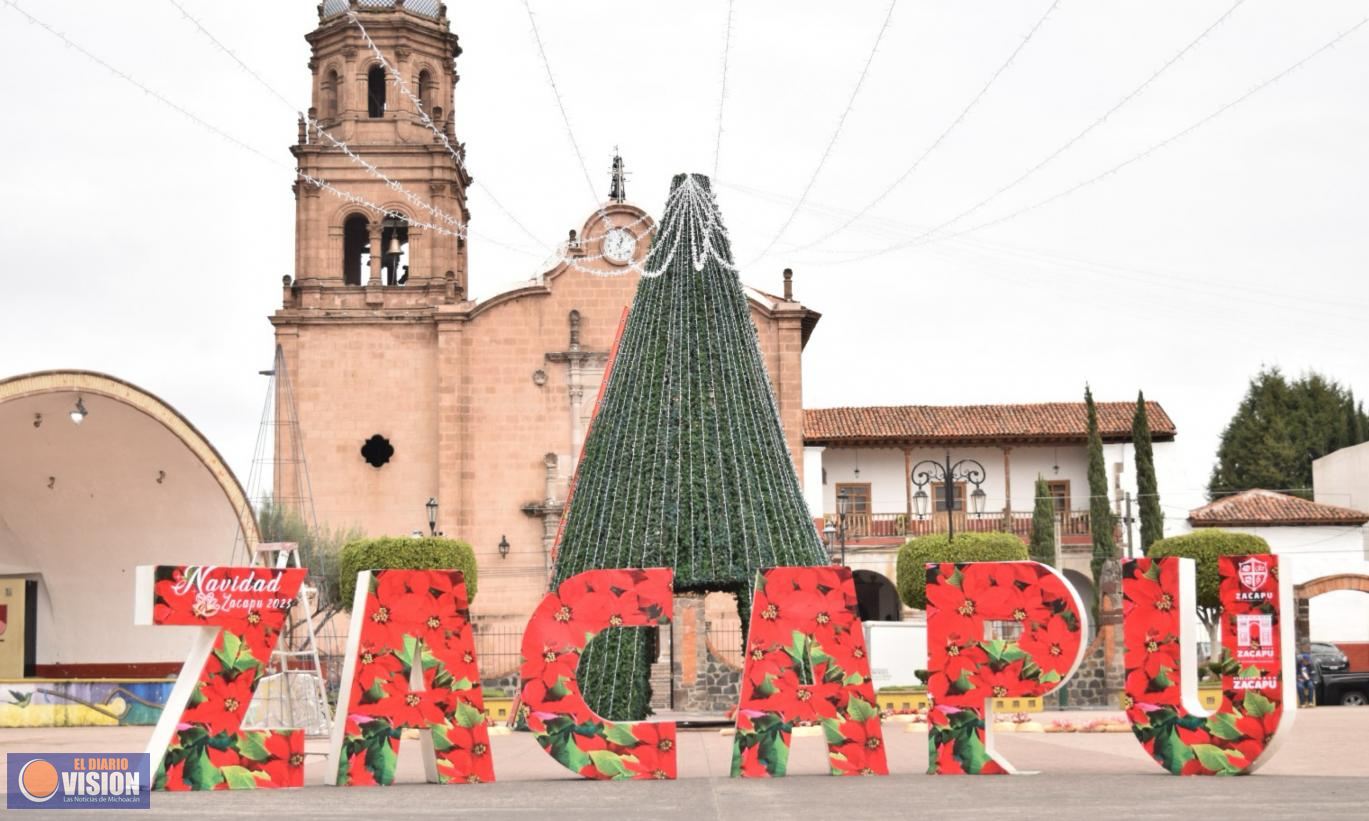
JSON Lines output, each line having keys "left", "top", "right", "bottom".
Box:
{"left": 18, "top": 758, "right": 59, "bottom": 802}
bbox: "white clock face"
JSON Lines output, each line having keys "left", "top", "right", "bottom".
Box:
{"left": 602, "top": 228, "right": 637, "bottom": 265}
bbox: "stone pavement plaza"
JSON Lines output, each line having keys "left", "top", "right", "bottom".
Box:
{"left": 3, "top": 709, "right": 1367, "bottom": 819}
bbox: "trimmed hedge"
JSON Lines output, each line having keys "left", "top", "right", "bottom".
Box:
{"left": 1146, "top": 529, "right": 1270, "bottom": 611}
{"left": 336, "top": 536, "right": 478, "bottom": 608}
{"left": 895, "top": 532, "right": 1028, "bottom": 609}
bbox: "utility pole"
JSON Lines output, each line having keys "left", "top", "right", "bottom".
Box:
{"left": 1054, "top": 511, "right": 1063, "bottom": 570}
{"left": 1123, "top": 492, "right": 1136, "bottom": 560}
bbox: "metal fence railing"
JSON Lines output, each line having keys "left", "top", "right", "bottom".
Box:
{"left": 822, "top": 510, "right": 1095, "bottom": 541}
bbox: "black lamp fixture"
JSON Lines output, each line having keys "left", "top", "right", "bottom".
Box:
{"left": 425, "top": 497, "right": 438, "bottom": 536}
{"left": 498, "top": 535, "right": 510, "bottom": 559}
{"left": 831, "top": 489, "right": 850, "bottom": 566}
{"left": 910, "top": 449, "right": 988, "bottom": 542}
{"left": 69, "top": 396, "right": 87, "bottom": 425}
{"left": 971, "top": 486, "right": 988, "bottom": 516}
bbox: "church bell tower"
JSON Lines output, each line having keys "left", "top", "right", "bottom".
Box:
{"left": 270, "top": 1, "right": 817, "bottom": 605}
{"left": 291, "top": 0, "right": 468, "bottom": 293}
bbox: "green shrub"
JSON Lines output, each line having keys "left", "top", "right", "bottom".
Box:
{"left": 895, "top": 532, "right": 1028, "bottom": 609}
{"left": 1146, "top": 529, "right": 1270, "bottom": 613}
{"left": 336, "top": 536, "right": 478, "bottom": 608}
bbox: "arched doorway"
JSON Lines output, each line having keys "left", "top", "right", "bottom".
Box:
{"left": 853, "top": 569, "right": 902, "bottom": 622}
{"left": 1293, "top": 573, "right": 1369, "bottom": 653}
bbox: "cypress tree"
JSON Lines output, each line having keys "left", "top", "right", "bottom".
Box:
{"left": 1085, "top": 385, "right": 1116, "bottom": 605}
{"left": 552, "top": 174, "right": 828, "bottom": 720}
{"left": 1028, "top": 475, "right": 1055, "bottom": 567}
{"left": 1132, "top": 390, "right": 1164, "bottom": 553}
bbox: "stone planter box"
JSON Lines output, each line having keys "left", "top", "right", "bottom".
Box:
{"left": 877, "top": 687, "right": 1043, "bottom": 714}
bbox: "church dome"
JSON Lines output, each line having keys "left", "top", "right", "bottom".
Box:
{"left": 321, "top": 0, "right": 442, "bottom": 20}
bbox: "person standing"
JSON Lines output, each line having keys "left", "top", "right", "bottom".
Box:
{"left": 1297, "top": 646, "right": 1317, "bottom": 708}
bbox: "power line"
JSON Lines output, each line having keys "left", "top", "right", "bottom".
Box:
{"left": 516, "top": 0, "right": 673, "bottom": 281}
{"left": 521, "top": 0, "right": 601, "bottom": 205}
{"left": 781, "top": 0, "right": 1061, "bottom": 257}
{"left": 823, "top": 12, "right": 1369, "bottom": 264}
{"left": 744, "top": 0, "right": 899, "bottom": 267}
{"left": 900, "top": 0, "right": 1250, "bottom": 246}
{"left": 712, "top": 0, "right": 736, "bottom": 179}
{"left": 165, "top": 0, "right": 483, "bottom": 243}
{"left": 346, "top": 10, "right": 552, "bottom": 252}
{"left": 717, "top": 179, "right": 1368, "bottom": 320}
{"left": 0, "top": 0, "right": 473, "bottom": 244}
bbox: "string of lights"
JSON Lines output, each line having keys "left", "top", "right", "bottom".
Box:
{"left": 159, "top": 3, "right": 741, "bottom": 284}
{"left": 744, "top": 0, "right": 899, "bottom": 268}
{"left": 350, "top": 7, "right": 670, "bottom": 281}
{"left": 0, "top": 0, "right": 481, "bottom": 246}
{"left": 517, "top": 0, "right": 677, "bottom": 282}
{"left": 347, "top": 9, "right": 551, "bottom": 253}
{"left": 521, "top": 0, "right": 602, "bottom": 208}
{"left": 780, "top": 0, "right": 1061, "bottom": 258}
{"left": 817, "top": 12, "right": 1369, "bottom": 265}
{"left": 165, "top": 0, "right": 491, "bottom": 246}
{"left": 712, "top": 0, "right": 736, "bottom": 180}
{"left": 552, "top": 173, "right": 825, "bottom": 716}
{"left": 13, "top": 2, "right": 1364, "bottom": 298}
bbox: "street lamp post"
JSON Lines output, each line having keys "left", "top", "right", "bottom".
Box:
{"left": 426, "top": 497, "right": 439, "bottom": 536}
{"left": 824, "top": 490, "right": 850, "bottom": 566}
{"left": 910, "top": 450, "right": 988, "bottom": 542}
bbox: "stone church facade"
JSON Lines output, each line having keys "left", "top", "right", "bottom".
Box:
{"left": 270, "top": 2, "right": 818, "bottom": 677}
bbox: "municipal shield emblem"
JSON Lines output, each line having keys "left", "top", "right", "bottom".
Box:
{"left": 0, "top": 603, "right": 7, "bottom": 636}
{"left": 1238, "top": 558, "right": 1269, "bottom": 590}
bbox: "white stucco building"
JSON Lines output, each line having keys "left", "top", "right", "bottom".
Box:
{"left": 801, "top": 399, "right": 1178, "bottom": 613}
{"left": 1187, "top": 489, "right": 1369, "bottom": 644}
{"left": 1314, "top": 442, "right": 1369, "bottom": 513}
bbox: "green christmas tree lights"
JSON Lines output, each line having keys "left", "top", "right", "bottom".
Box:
{"left": 551, "top": 174, "right": 827, "bottom": 720}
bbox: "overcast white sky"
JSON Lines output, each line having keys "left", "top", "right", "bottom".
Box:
{"left": 2, "top": 0, "right": 1365, "bottom": 520}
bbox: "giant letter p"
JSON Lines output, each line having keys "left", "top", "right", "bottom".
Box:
{"left": 925, "top": 561, "right": 1088, "bottom": 774}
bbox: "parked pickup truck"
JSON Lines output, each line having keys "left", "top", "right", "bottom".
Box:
{"left": 1318, "top": 671, "right": 1369, "bottom": 706}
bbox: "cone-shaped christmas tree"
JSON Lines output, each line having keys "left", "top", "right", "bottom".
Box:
{"left": 553, "top": 173, "right": 827, "bottom": 720}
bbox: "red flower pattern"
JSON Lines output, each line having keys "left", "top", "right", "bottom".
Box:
{"left": 731, "top": 566, "right": 888, "bottom": 778}
{"left": 1122, "top": 555, "right": 1288, "bottom": 775}
{"left": 147, "top": 565, "right": 306, "bottom": 791}
{"left": 334, "top": 569, "right": 495, "bottom": 786}
{"left": 926, "top": 562, "right": 1085, "bottom": 775}
{"left": 520, "top": 568, "right": 678, "bottom": 781}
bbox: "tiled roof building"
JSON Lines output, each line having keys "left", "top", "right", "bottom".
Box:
{"left": 804, "top": 401, "right": 1175, "bottom": 446}
{"left": 1188, "top": 489, "right": 1369, "bottom": 527}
